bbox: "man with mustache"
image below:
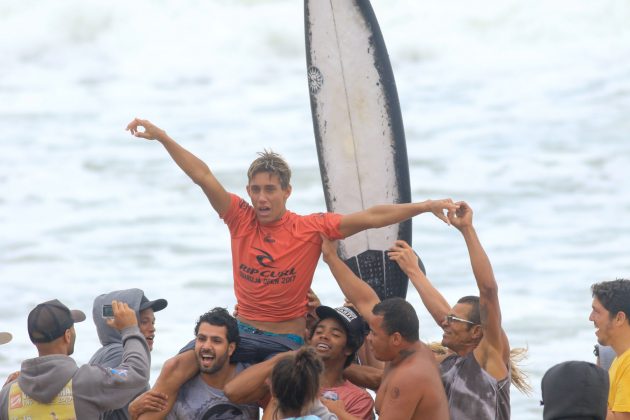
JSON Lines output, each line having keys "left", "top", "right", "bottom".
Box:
{"left": 129, "top": 308, "right": 258, "bottom": 420}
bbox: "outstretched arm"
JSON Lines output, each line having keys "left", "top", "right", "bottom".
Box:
{"left": 126, "top": 118, "right": 231, "bottom": 216}
{"left": 449, "top": 202, "right": 509, "bottom": 376}
{"left": 224, "top": 351, "right": 292, "bottom": 404}
{"left": 320, "top": 236, "right": 380, "bottom": 323}
{"left": 388, "top": 240, "right": 451, "bottom": 327}
{"left": 338, "top": 199, "right": 458, "bottom": 238}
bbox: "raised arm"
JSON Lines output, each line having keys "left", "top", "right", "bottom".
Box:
{"left": 126, "top": 118, "right": 231, "bottom": 216}
{"left": 449, "top": 202, "right": 509, "bottom": 373}
{"left": 338, "top": 199, "right": 458, "bottom": 238}
{"left": 321, "top": 236, "right": 380, "bottom": 323}
{"left": 95, "top": 301, "right": 151, "bottom": 411}
{"left": 387, "top": 240, "right": 451, "bottom": 327}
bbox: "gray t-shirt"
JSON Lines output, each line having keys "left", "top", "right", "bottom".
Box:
{"left": 440, "top": 352, "right": 511, "bottom": 420}
{"left": 166, "top": 365, "right": 258, "bottom": 420}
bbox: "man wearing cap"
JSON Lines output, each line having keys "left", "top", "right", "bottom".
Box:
{"left": 589, "top": 279, "right": 630, "bottom": 419}
{"left": 0, "top": 299, "right": 150, "bottom": 419}
{"left": 541, "top": 361, "right": 609, "bottom": 420}
{"left": 90, "top": 288, "right": 168, "bottom": 420}
{"left": 224, "top": 305, "right": 375, "bottom": 420}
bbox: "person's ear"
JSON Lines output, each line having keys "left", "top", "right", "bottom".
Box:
{"left": 283, "top": 184, "right": 292, "bottom": 201}
{"left": 390, "top": 332, "right": 403, "bottom": 347}
{"left": 64, "top": 328, "right": 73, "bottom": 344}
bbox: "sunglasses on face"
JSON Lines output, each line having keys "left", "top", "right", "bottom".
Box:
{"left": 445, "top": 314, "right": 477, "bottom": 326}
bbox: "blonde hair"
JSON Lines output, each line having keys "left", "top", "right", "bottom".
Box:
{"left": 247, "top": 150, "right": 291, "bottom": 190}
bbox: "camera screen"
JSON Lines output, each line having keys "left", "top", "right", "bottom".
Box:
{"left": 102, "top": 304, "right": 114, "bottom": 318}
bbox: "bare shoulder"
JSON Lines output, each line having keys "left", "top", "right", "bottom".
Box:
{"left": 379, "top": 348, "right": 449, "bottom": 420}
{"left": 391, "top": 345, "right": 442, "bottom": 383}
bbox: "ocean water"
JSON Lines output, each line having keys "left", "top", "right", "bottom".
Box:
{"left": 1, "top": 0, "right": 630, "bottom": 418}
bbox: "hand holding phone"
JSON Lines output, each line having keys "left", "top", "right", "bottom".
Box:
{"left": 104, "top": 301, "right": 138, "bottom": 331}
{"left": 102, "top": 304, "right": 114, "bottom": 319}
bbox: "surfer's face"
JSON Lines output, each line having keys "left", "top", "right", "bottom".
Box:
{"left": 246, "top": 172, "right": 291, "bottom": 224}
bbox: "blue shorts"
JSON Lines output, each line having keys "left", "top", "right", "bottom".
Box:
{"left": 178, "top": 321, "right": 304, "bottom": 364}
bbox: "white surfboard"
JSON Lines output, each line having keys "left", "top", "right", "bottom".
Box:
{"left": 305, "top": 0, "right": 420, "bottom": 299}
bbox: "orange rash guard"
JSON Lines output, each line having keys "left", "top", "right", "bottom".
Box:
{"left": 221, "top": 194, "right": 343, "bottom": 322}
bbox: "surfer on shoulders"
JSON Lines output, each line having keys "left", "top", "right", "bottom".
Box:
{"left": 125, "top": 117, "right": 457, "bottom": 419}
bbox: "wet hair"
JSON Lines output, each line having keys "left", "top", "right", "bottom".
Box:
{"left": 271, "top": 347, "right": 323, "bottom": 416}
{"left": 194, "top": 307, "right": 240, "bottom": 347}
{"left": 592, "top": 279, "right": 630, "bottom": 323}
{"left": 457, "top": 296, "right": 481, "bottom": 328}
{"left": 372, "top": 297, "right": 419, "bottom": 342}
{"left": 247, "top": 150, "right": 291, "bottom": 190}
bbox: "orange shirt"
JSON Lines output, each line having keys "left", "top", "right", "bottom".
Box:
{"left": 222, "top": 194, "right": 343, "bottom": 322}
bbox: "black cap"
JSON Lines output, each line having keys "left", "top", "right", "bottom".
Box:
{"left": 28, "top": 299, "right": 86, "bottom": 344}
{"left": 541, "top": 360, "right": 609, "bottom": 420}
{"left": 139, "top": 295, "right": 168, "bottom": 313}
{"left": 315, "top": 305, "right": 368, "bottom": 351}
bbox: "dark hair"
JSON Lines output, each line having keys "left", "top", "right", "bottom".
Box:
{"left": 372, "top": 297, "right": 419, "bottom": 342}
{"left": 194, "top": 307, "right": 240, "bottom": 347}
{"left": 457, "top": 296, "right": 481, "bottom": 328}
{"left": 247, "top": 150, "right": 291, "bottom": 190}
{"left": 271, "top": 347, "right": 322, "bottom": 416}
{"left": 592, "top": 279, "right": 630, "bottom": 323}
